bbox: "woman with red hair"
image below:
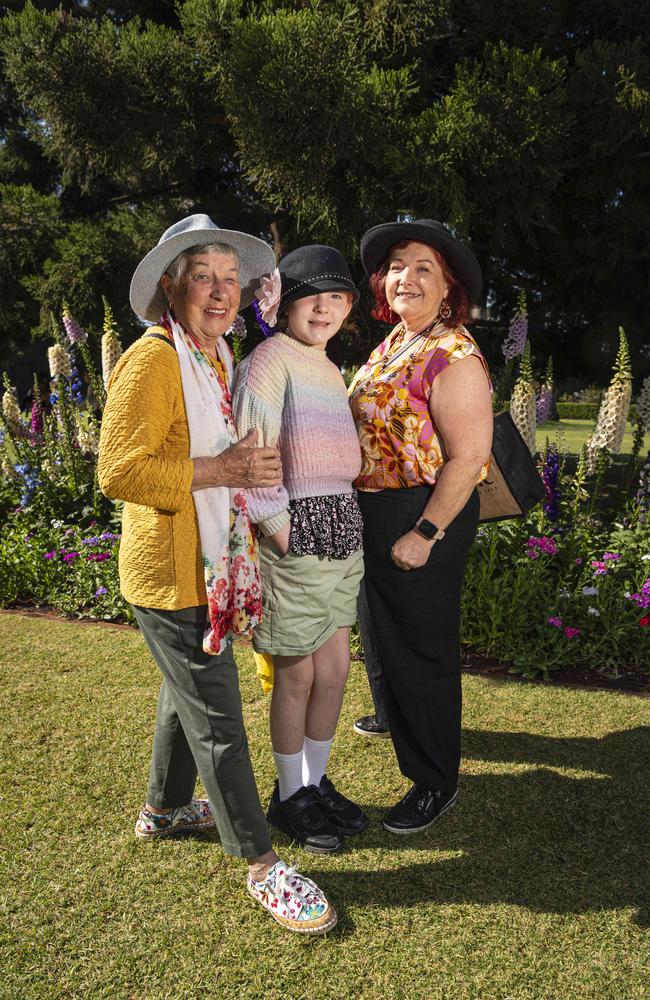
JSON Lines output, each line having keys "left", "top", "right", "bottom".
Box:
{"left": 349, "top": 219, "right": 493, "bottom": 834}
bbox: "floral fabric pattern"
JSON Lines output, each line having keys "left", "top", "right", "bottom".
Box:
{"left": 289, "top": 493, "right": 363, "bottom": 558}
{"left": 247, "top": 860, "right": 336, "bottom": 933}
{"left": 349, "top": 322, "right": 491, "bottom": 491}
{"left": 164, "top": 311, "right": 262, "bottom": 654}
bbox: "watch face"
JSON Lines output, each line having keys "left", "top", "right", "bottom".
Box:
{"left": 417, "top": 518, "right": 438, "bottom": 539}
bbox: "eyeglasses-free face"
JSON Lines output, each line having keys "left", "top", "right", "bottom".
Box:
{"left": 161, "top": 253, "right": 241, "bottom": 351}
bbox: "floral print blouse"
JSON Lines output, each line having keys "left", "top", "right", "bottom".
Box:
{"left": 349, "top": 322, "right": 491, "bottom": 491}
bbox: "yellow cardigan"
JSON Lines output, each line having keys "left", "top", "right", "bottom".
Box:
{"left": 98, "top": 328, "right": 206, "bottom": 610}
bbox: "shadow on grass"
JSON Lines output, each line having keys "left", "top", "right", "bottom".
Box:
{"left": 304, "top": 726, "right": 650, "bottom": 930}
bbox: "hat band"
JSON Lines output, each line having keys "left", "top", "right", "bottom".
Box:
{"left": 280, "top": 273, "right": 356, "bottom": 302}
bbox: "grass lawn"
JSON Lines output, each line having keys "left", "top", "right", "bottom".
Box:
{"left": 1, "top": 614, "right": 648, "bottom": 1000}
{"left": 536, "top": 418, "right": 649, "bottom": 456}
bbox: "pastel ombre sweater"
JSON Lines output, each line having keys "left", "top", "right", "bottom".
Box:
{"left": 233, "top": 333, "right": 362, "bottom": 536}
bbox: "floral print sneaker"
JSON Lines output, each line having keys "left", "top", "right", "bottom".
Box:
{"left": 134, "top": 798, "right": 215, "bottom": 839}
{"left": 247, "top": 860, "right": 337, "bottom": 935}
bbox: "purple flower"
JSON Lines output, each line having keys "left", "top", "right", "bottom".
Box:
{"left": 43, "top": 550, "right": 56, "bottom": 560}
{"left": 251, "top": 298, "right": 276, "bottom": 338}
{"left": 30, "top": 398, "right": 43, "bottom": 436}
{"left": 575, "top": 557, "right": 583, "bottom": 565}
{"left": 95, "top": 586, "right": 108, "bottom": 597}
{"left": 548, "top": 616, "right": 563, "bottom": 628}
{"left": 602, "top": 552, "right": 620, "bottom": 561}
{"left": 63, "top": 310, "right": 88, "bottom": 345}
{"left": 82, "top": 536, "right": 100, "bottom": 545}
{"left": 540, "top": 447, "right": 561, "bottom": 522}
{"left": 62, "top": 551, "right": 79, "bottom": 563}
{"left": 87, "top": 552, "right": 111, "bottom": 562}
{"left": 627, "top": 588, "right": 650, "bottom": 609}
{"left": 536, "top": 386, "right": 554, "bottom": 423}
{"left": 502, "top": 313, "right": 528, "bottom": 362}
{"left": 564, "top": 626, "right": 580, "bottom": 639}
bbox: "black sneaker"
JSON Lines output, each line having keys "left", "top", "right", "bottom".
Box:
{"left": 309, "top": 774, "right": 369, "bottom": 836}
{"left": 266, "top": 782, "right": 343, "bottom": 854}
{"left": 353, "top": 715, "right": 390, "bottom": 738}
{"left": 382, "top": 784, "right": 458, "bottom": 835}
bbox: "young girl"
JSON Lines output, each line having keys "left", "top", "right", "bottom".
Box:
{"left": 233, "top": 245, "right": 367, "bottom": 853}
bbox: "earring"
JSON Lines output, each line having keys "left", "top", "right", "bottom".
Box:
{"left": 439, "top": 298, "right": 452, "bottom": 320}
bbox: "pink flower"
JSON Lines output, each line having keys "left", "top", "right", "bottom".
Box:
{"left": 548, "top": 616, "right": 563, "bottom": 628}
{"left": 255, "top": 268, "right": 281, "bottom": 327}
{"left": 564, "top": 626, "right": 580, "bottom": 638}
{"left": 575, "top": 558, "right": 583, "bottom": 565}
{"left": 591, "top": 561, "right": 608, "bottom": 575}
{"left": 527, "top": 536, "right": 558, "bottom": 557}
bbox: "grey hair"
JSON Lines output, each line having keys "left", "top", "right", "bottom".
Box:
{"left": 165, "top": 242, "right": 240, "bottom": 285}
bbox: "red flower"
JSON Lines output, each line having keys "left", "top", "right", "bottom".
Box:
{"left": 640, "top": 616, "right": 650, "bottom": 627}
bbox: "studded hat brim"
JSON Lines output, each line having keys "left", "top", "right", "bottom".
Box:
{"left": 129, "top": 227, "right": 277, "bottom": 323}
{"left": 280, "top": 276, "right": 360, "bottom": 312}
{"left": 360, "top": 220, "right": 482, "bottom": 304}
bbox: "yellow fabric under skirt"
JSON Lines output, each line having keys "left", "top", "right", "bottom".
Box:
{"left": 253, "top": 651, "right": 274, "bottom": 694}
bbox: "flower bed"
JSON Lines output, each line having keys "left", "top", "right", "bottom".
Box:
{"left": 1, "top": 304, "right": 649, "bottom": 677}
{"left": 461, "top": 447, "right": 650, "bottom": 677}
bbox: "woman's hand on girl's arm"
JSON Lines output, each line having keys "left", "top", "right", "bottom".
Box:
{"left": 191, "top": 429, "right": 282, "bottom": 491}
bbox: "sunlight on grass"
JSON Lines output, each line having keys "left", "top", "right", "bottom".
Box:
{"left": 536, "top": 418, "right": 648, "bottom": 456}
{"left": 1, "top": 614, "right": 648, "bottom": 1000}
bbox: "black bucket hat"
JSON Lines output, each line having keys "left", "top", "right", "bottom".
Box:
{"left": 360, "top": 219, "right": 482, "bottom": 304}
{"left": 279, "top": 245, "right": 359, "bottom": 311}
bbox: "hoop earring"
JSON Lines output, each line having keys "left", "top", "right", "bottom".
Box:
{"left": 439, "top": 298, "right": 452, "bottom": 320}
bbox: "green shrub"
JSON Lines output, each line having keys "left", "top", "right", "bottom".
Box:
{"left": 555, "top": 402, "right": 600, "bottom": 419}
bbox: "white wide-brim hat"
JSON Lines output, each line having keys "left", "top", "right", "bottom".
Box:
{"left": 129, "top": 213, "right": 277, "bottom": 322}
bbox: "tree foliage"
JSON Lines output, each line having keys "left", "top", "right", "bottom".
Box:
{"left": 1, "top": 0, "right": 649, "bottom": 380}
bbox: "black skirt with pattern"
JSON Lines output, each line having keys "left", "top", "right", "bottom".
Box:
{"left": 289, "top": 493, "right": 363, "bottom": 558}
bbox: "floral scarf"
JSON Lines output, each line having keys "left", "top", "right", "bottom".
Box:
{"left": 162, "top": 310, "right": 262, "bottom": 654}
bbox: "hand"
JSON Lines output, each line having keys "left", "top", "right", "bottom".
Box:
{"left": 391, "top": 530, "right": 433, "bottom": 571}
{"left": 213, "top": 429, "right": 282, "bottom": 488}
{"left": 269, "top": 522, "right": 291, "bottom": 557}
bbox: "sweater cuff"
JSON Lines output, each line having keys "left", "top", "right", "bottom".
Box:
{"left": 258, "top": 509, "right": 291, "bottom": 536}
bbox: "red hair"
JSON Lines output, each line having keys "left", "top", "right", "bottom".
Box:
{"left": 368, "top": 240, "right": 472, "bottom": 327}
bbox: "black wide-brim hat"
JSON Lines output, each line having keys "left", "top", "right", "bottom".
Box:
{"left": 279, "top": 244, "right": 360, "bottom": 311}
{"left": 360, "top": 219, "right": 482, "bottom": 304}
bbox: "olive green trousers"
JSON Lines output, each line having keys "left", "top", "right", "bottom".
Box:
{"left": 132, "top": 604, "right": 272, "bottom": 859}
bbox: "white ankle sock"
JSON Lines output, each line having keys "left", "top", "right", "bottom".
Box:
{"left": 302, "top": 736, "right": 334, "bottom": 788}
{"left": 273, "top": 749, "right": 304, "bottom": 802}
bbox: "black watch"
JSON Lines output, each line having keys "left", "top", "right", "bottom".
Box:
{"left": 414, "top": 518, "right": 446, "bottom": 542}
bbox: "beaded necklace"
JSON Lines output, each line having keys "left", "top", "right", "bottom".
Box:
{"left": 354, "top": 318, "right": 446, "bottom": 397}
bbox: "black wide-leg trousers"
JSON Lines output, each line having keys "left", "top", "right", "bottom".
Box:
{"left": 357, "top": 486, "right": 479, "bottom": 793}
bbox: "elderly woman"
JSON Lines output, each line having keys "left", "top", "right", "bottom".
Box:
{"left": 348, "top": 218, "right": 493, "bottom": 834}
{"left": 98, "top": 214, "right": 336, "bottom": 934}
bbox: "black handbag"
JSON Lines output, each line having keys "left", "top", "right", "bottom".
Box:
{"left": 477, "top": 411, "right": 546, "bottom": 522}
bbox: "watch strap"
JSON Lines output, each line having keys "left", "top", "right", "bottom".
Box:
{"left": 414, "top": 518, "right": 445, "bottom": 542}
